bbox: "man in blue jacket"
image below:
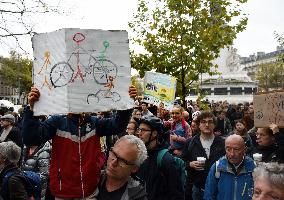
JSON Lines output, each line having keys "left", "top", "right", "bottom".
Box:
{"left": 204, "top": 134, "right": 256, "bottom": 200}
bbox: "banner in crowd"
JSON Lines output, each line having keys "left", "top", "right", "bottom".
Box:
{"left": 32, "top": 28, "right": 133, "bottom": 115}
{"left": 143, "top": 71, "right": 177, "bottom": 109}
{"left": 253, "top": 91, "right": 284, "bottom": 127}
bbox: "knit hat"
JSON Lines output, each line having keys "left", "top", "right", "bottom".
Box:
{"left": 0, "top": 141, "right": 21, "bottom": 164}
{"left": 0, "top": 114, "right": 15, "bottom": 123}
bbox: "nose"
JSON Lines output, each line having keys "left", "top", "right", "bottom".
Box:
{"left": 109, "top": 157, "right": 119, "bottom": 167}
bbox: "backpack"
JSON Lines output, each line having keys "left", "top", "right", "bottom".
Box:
{"left": 2, "top": 170, "right": 41, "bottom": 200}
{"left": 157, "top": 149, "right": 187, "bottom": 191}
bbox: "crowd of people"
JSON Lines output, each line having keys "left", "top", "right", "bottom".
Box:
{"left": 0, "top": 86, "right": 283, "bottom": 200}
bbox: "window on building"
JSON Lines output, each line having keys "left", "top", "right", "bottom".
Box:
{"left": 214, "top": 88, "right": 227, "bottom": 95}
{"left": 244, "top": 87, "right": 253, "bottom": 94}
{"left": 189, "top": 89, "right": 197, "bottom": 96}
{"left": 230, "top": 87, "right": 242, "bottom": 95}
{"left": 201, "top": 88, "right": 212, "bottom": 95}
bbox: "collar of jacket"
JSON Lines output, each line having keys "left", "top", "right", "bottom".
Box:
{"left": 217, "top": 156, "right": 255, "bottom": 175}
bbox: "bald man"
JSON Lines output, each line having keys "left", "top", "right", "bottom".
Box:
{"left": 204, "top": 134, "right": 256, "bottom": 200}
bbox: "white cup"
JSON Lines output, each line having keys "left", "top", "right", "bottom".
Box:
{"left": 253, "top": 153, "right": 262, "bottom": 162}
{"left": 197, "top": 157, "right": 206, "bottom": 170}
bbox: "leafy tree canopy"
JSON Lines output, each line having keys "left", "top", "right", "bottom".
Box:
{"left": 0, "top": 50, "right": 32, "bottom": 95}
{"left": 129, "top": 0, "right": 248, "bottom": 105}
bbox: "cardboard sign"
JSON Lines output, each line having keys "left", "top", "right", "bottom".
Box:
{"left": 254, "top": 91, "right": 284, "bottom": 127}
{"left": 32, "top": 28, "right": 133, "bottom": 115}
{"left": 143, "top": 71, "right": 176, "bottom": 110}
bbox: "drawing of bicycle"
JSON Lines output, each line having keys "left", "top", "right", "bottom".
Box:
{"left": 86, "top": 89, "right": 121, "bottom": 104}
{"left": 49, "top": 58, "right": 118, "bottom": 88}
{"left": 49, "top": 32, "right": 122, "bottom": 86}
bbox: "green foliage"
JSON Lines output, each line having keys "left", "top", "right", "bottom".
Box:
{"left": 256, "top": 61, "right": 284, "bottom": 92}
{"left": 0, "top": 50, "right": 33, "bottom": 95}
{"left": 129, "top": 0, "right": 248, "bottom": 106}
{"left": 131, "top": 75, "right": 144, "bottom": 96}
{"left": 256, "top": 33, "right": 284, "bottom": 92}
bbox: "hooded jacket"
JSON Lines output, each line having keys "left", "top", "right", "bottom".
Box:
{"left": 204, "top": 156, "right": 255, "bottom": 200}
{"left": 22, "top": 106, "right": 131, "bottom": 198}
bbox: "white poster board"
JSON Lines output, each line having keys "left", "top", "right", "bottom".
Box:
{"left": 143, "top": 71, "right": 176, "bottom": 110}
{"left": 32, "top": 28, "right": 133, "bottom": 115}
{"left": 254, "top": 91, "right": 284, "bottom": 127}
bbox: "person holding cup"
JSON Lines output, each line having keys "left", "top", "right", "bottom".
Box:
{"left": 253, "top": 123, "right": 284, "bottom": 163}
{"left": 183, "top": 111, "right": 225, "bottom": 200}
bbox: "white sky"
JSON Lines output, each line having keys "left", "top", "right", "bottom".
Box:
{"left": 1, "top": 0, "right": 284, "bottom": 57}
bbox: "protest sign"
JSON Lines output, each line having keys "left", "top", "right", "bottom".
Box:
{"left": 143, "top": 71, "right": 176, "bottom": 109}
{"left": 32, "top": 28, "right": 133, "bottom": 115}
{"left": 254, "top": 91, "right": 284, "bottom": 127}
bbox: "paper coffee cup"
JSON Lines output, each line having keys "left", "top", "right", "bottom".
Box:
{"left": 253, "top": 153, "right": 262, "bottom": 162}
{"left": 197, "top": 157, "right": 206, "bottom": 170}
{"left": 197, "top": 157, "right": 206, "bottom": 164}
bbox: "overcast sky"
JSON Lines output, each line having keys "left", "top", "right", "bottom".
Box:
{"left": 1, "top": 0, "right": 283, "bottom": 57}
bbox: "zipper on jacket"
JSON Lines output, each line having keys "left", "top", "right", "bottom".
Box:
{"left": 78, "top": 126, "right": 85, "bottom": 198}
{"left": 58, "top": 168, "right": 62, "bottom": 191}
{"left": 234, "top": 176, "right": 237, "bottom": 200}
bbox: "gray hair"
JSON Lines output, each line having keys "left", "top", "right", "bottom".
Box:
{"left": 116, "top": 135, "right": 148, "bottom": 167}
{"left": 0, "top": 141, "right": 21, "bottom": 164}
{"left": 253, "top": 162, "right": 284, "bottom": 189}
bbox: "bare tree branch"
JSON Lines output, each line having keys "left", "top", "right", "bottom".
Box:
{"left": 0, "top": 0, "right": 64, "bottom": 52}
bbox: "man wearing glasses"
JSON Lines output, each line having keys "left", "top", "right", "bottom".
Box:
{"left": 96, "top": 135, "right": 148, "bottom": 200}
{"left": 136, "top": 115, "right": 184, "bottom": 200}
{"left": 183, "top": 111, "right": 225, "bottom": 200}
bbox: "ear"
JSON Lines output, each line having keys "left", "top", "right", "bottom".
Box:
{"left": 151, "top": 130, "right": 158, "bottom": 139}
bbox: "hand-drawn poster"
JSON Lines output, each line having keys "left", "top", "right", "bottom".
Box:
{"left": 143, "top": 71, "right": 176, "bottom": 110}
{"left": 32, "top": 28, "right": 134, "bottom": 115}
{"left": 254, "top": 91, "right": 284, "bottom": 127}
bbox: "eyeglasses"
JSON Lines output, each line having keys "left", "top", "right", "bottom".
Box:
{"left": 137, "top": 127, "right": 152, "bottom": 133}
{"left": 200, "top": 120, "right": 214, "bottom": 125}
{"left": 108, "top": 148, "right": 135, "bottom": 167}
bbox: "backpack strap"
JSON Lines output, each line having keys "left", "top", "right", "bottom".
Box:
{"left": 157, "top": 149, "right": 169, "bottom": 168}
{"left": 215, "top": 160, "right": 220, "bottom": 179}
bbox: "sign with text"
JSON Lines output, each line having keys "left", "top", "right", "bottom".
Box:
{"left": 32, "top": 28, "right": 133, "bottom": 115}
{"left": 254, "top": 91, "right": 284, "bottom": 127}
{"left": 143, "top": 71, "right": 176, "bottom": 110}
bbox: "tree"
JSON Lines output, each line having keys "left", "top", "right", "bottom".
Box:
{"left": 256, "top": 33, "right": 284, "bottom": 92}
{"left": 129, "top": 0, "right": 248, "bottom": 106}
{"left": 0, "top": 0, "right": 64, "bottom": 52}
{"left": 131, "top": 75, "right": 144, "bottom": 97}
{"left": 256, "top": 61, "right": 284, "bottom": 92}
{"left": 0, "top": 50, "right": 33, "bottom": 100}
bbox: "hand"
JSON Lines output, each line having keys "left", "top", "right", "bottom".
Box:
{"left": 170, "top": 133, "right": 178, "bottom": 141}
{"left": 128, "top": 85, "right": 137, "bottom": 100}
{"left": 28, "top": 86, "right": 40, "bottom": 109}
{"left": 190, "top": 161, "right": 205, "bottom": 170}
{"left": 269, "top": 123, "right": 279, "bottom": 134}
